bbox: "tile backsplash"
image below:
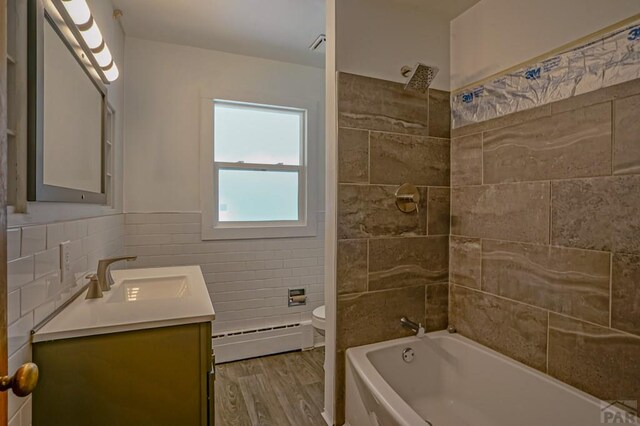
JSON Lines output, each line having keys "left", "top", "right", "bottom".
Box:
{"left": 450, "top": 78, "right": 640, "bottom": 413}
{"left": 7, "top": 215, "right": 124, "bottom": 424}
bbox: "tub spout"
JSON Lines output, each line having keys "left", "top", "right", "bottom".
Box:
{"left": 400, "top": 317, "right": 425, "bottom": 337}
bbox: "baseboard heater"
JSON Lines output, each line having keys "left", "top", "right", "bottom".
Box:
{"left": 212, "top": 320, "right": 314, "bottom": 363}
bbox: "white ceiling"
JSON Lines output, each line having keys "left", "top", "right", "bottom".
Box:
{"left": 112, "top": 0, "right": 480, "bottom": 69}
{"left": 112, "top": 0, "right": 326, "bottom": 68}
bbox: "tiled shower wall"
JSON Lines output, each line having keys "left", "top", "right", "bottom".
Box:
{"left": 7, "top": 214, "right": 125, "bottom": 425}
{"left": 335, "top": 73, "right": 451, "bottom": 422}
{"left": 450, "top": 78, "right": 640, "bottom": 411}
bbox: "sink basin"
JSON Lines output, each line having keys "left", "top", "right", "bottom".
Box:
{"left": 108, "top": 275, "right": 191, "bottom": 303}
{"left": 32, "top": 266, "right": 215, "bottom": 342}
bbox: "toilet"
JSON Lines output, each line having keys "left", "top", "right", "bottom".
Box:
{"left": 312, "top": 305, "right": 325, "bottom": 336}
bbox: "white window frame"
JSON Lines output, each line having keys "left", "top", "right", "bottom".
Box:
{"left": 200, "top": 90, "right": 318, "bottom": 240}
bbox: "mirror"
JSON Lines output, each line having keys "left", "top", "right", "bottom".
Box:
{"left": 28, "top": 0, "right": 107, "bottom": 204}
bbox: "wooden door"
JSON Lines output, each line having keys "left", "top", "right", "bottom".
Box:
{"left": 0, "top": 0, "right": 9, "bottom": 423}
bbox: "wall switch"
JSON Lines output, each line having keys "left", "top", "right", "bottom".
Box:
{"left": 59, "top": 240, "right": 71, "bottom": 283}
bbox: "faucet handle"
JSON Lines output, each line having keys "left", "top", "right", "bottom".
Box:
{"left": 85, "top": 274, "right": 103, "bottom": 300}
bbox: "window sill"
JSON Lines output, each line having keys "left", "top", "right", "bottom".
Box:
{"left": 201, "top": 219, "right": 318, "bottom": 240}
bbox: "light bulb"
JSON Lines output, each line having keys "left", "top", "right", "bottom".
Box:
{"left": 103, "top": 61, "right": 119, "bottom": 82}
{"left": 62, "top": 0, "right": 91, "bottom": 25}
{"left": 93, "top": 43, "right": 112, "bottom": 67}
{"left": 80, "top": 20, "right": 103, "bottom": 49}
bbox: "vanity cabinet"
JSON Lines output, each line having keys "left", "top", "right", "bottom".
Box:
{"left": 33, "top": 322, "right": 213, "bottom": 426}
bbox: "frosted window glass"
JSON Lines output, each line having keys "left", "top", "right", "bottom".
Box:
{"left": 218, "top": 169, "right": 299, "bottom": 222}
{"left": 214, "top": 102, "right": 302, "bottom": 165}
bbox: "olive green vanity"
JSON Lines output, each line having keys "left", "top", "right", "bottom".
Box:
{"left": 31, "top": 266, "right": 216, "bottom": 426}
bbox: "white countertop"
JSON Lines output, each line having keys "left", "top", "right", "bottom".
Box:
{"left": 32, "top": 266, "right": 215, "bottom": 343}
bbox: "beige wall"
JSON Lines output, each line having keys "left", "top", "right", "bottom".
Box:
{"left": 334, "top": 72, "right": 451, "bottom": 423}
{"left": 336, "top": 0, "right": 451, "bottom": 90}
{"left": 450, "top": 0, "right": 640, "bottom": 89}
{"left": 449, "top": 78, "right": 640, "bottom": 413}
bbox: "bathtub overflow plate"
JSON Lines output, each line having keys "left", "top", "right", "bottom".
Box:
{"left": 402, "top": 347, "right": 415, "bottom": 363}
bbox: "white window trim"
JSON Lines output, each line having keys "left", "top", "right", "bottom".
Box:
{"left": 200, "top": 90, "right": 319, "bottom": 240}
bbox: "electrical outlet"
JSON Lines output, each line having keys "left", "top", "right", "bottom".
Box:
{"left": 59, "top": 240, "right": 71, "bottom": 283}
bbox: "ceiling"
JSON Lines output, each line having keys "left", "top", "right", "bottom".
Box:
{"left": 112, "top": 0, "right": 326, "bottom": 68}
{"left": 112, "top": 0, "right": 480, "bottom": 68}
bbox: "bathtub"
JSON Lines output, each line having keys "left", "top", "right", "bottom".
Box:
{"left": 345, "top": 331, "right": 635, "bottom": 426}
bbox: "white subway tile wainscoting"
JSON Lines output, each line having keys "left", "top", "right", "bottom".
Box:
{"left": 6, "top": 215, "right": 125, "bottom": 425}
{"left": 124, "top": 212, "right": 326, "bottom": 362}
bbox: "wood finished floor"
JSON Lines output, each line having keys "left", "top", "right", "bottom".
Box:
{"left": 215, "top": 348, "right": 326, "bottom": 426}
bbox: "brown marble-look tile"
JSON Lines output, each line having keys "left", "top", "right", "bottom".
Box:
{"left": 338, "top": 184, "right": 427, "bottom": 239}
{"left": 483, "top": 103, "right": 612, "bottom": 184}
{"left": 449, "top": 236, "right": 481, "bottom": 289}
{"left": 449, "top": 285, "right": 548, "bottom": 371}
{"left": 368, "top": 236, "right": 448, "bottom": 291}
{"left": 551, "top": 78, "right": 640, "bottom": 114}
{"left": 337, "top": 240, "right": 368, "bottom": 295}
{"left": 548, "top": 314, "right": 640, "bottom": 403}
{"left": 552, "top": 175, "right": 640, "bottom": 253}
{"left": 612, "top": 253, "right": 640, "bottom": 336}
{"left": 338, "top": 128, "right": 369, "bottom": 183}
{"left": 482, "top": 240, "right": 610, "bottom": 325}
{"left": 425, "top": 283, "right": 449, "bottom": 332}
{"left": 427, "top": 187, "right": 450, "bottom": 236}
{"left": 614, "top": 94, "right": 640, "bottom": 175}
{"left": 451, "top": 182, "right": 550, "bottom": 243}
{"left": 451, "top": 104, "right": 551, "bottom": 138}
{"left": 338, "top": 73, "right": 430, "bottom": 136}
{"left": 451, "top": 133, "right": 482, "bottom": 187}
{"left": 428, "top": 89, "right": 451, "bottom": 138}
{"left": 369, "top": 132, "right": 449, "bottom": 186}
{"left": 336, "top": 285, "right": 425, "bottom": 350}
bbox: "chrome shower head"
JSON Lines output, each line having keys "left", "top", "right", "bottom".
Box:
{"left": 401, "top": 63, "right": 439, "bottom": 92}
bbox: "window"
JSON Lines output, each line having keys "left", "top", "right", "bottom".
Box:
{"left": 200, "top": 96, "right": 318, "bottom": 240}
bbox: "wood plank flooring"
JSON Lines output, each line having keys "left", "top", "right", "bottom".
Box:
{"left": 215, "top": 348, "right": 326, "bottom": 426}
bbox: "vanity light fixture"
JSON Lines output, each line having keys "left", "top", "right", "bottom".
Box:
{"left": 58, "top": 0, "right": 119, "bottom": 82}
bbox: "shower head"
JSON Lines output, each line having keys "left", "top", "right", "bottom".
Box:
{"left": 401, "top": 63, "right": 439, "bottom": 92}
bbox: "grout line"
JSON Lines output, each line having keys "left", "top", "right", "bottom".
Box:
{"left": 366, "top": 238, "right": 370, "bottom": 293}
{"left": 611, "top": 100, "right": 615, "bottom": 176}
{"left": 367, "top": 130, "right": 371, "bottom": 184}
{"left": 546, "top": 311, "right": 550, "bottom": 373}
{"left": 337, "top": 125, "right": 449, "bottom": 141}
{"left": 549, "top": 182, "right": 553, "bottom": 244}
{"left": 481, "top": 132, "right": 485, "bottom": 185}
{"left": 479, "top": 238, "right": 483, "bottom": 291}
{"left": 457, "top": 279, "right": 639, "bottom": 339}
{"left": 338, "top": 182, "right": 451, "bottom": 189}
{"left": 609, "top": 252, "right": 613, "bottom": 328}
{"left": 425, "top": 187, "right": 430, "bottom": 235}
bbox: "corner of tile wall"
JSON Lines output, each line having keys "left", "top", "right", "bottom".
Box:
{"left": 335, "top": 72, "right": 451, "bottom": 424}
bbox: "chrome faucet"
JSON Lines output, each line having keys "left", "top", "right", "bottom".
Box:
{"left": 96, "top": 256, "right": 137, "bottom": 291}
{"left": 400, "top": 317, "right": 425, "bottom": 337}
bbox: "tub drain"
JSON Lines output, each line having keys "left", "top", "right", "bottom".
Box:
{"left": 402, "top": 347, "right": 415, "bottom": 363}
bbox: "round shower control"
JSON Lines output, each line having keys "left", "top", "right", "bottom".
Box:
{"left": 402, "top": 347, "right": 415, "bottom": 363}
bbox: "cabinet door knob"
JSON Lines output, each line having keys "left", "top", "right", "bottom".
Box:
{"left": 0, "top": 363, "right": 39, "bottom": 396}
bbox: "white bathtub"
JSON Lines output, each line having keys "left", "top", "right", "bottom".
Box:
{"left": 345, "top": 331, "right": 635, "bottom": 426}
